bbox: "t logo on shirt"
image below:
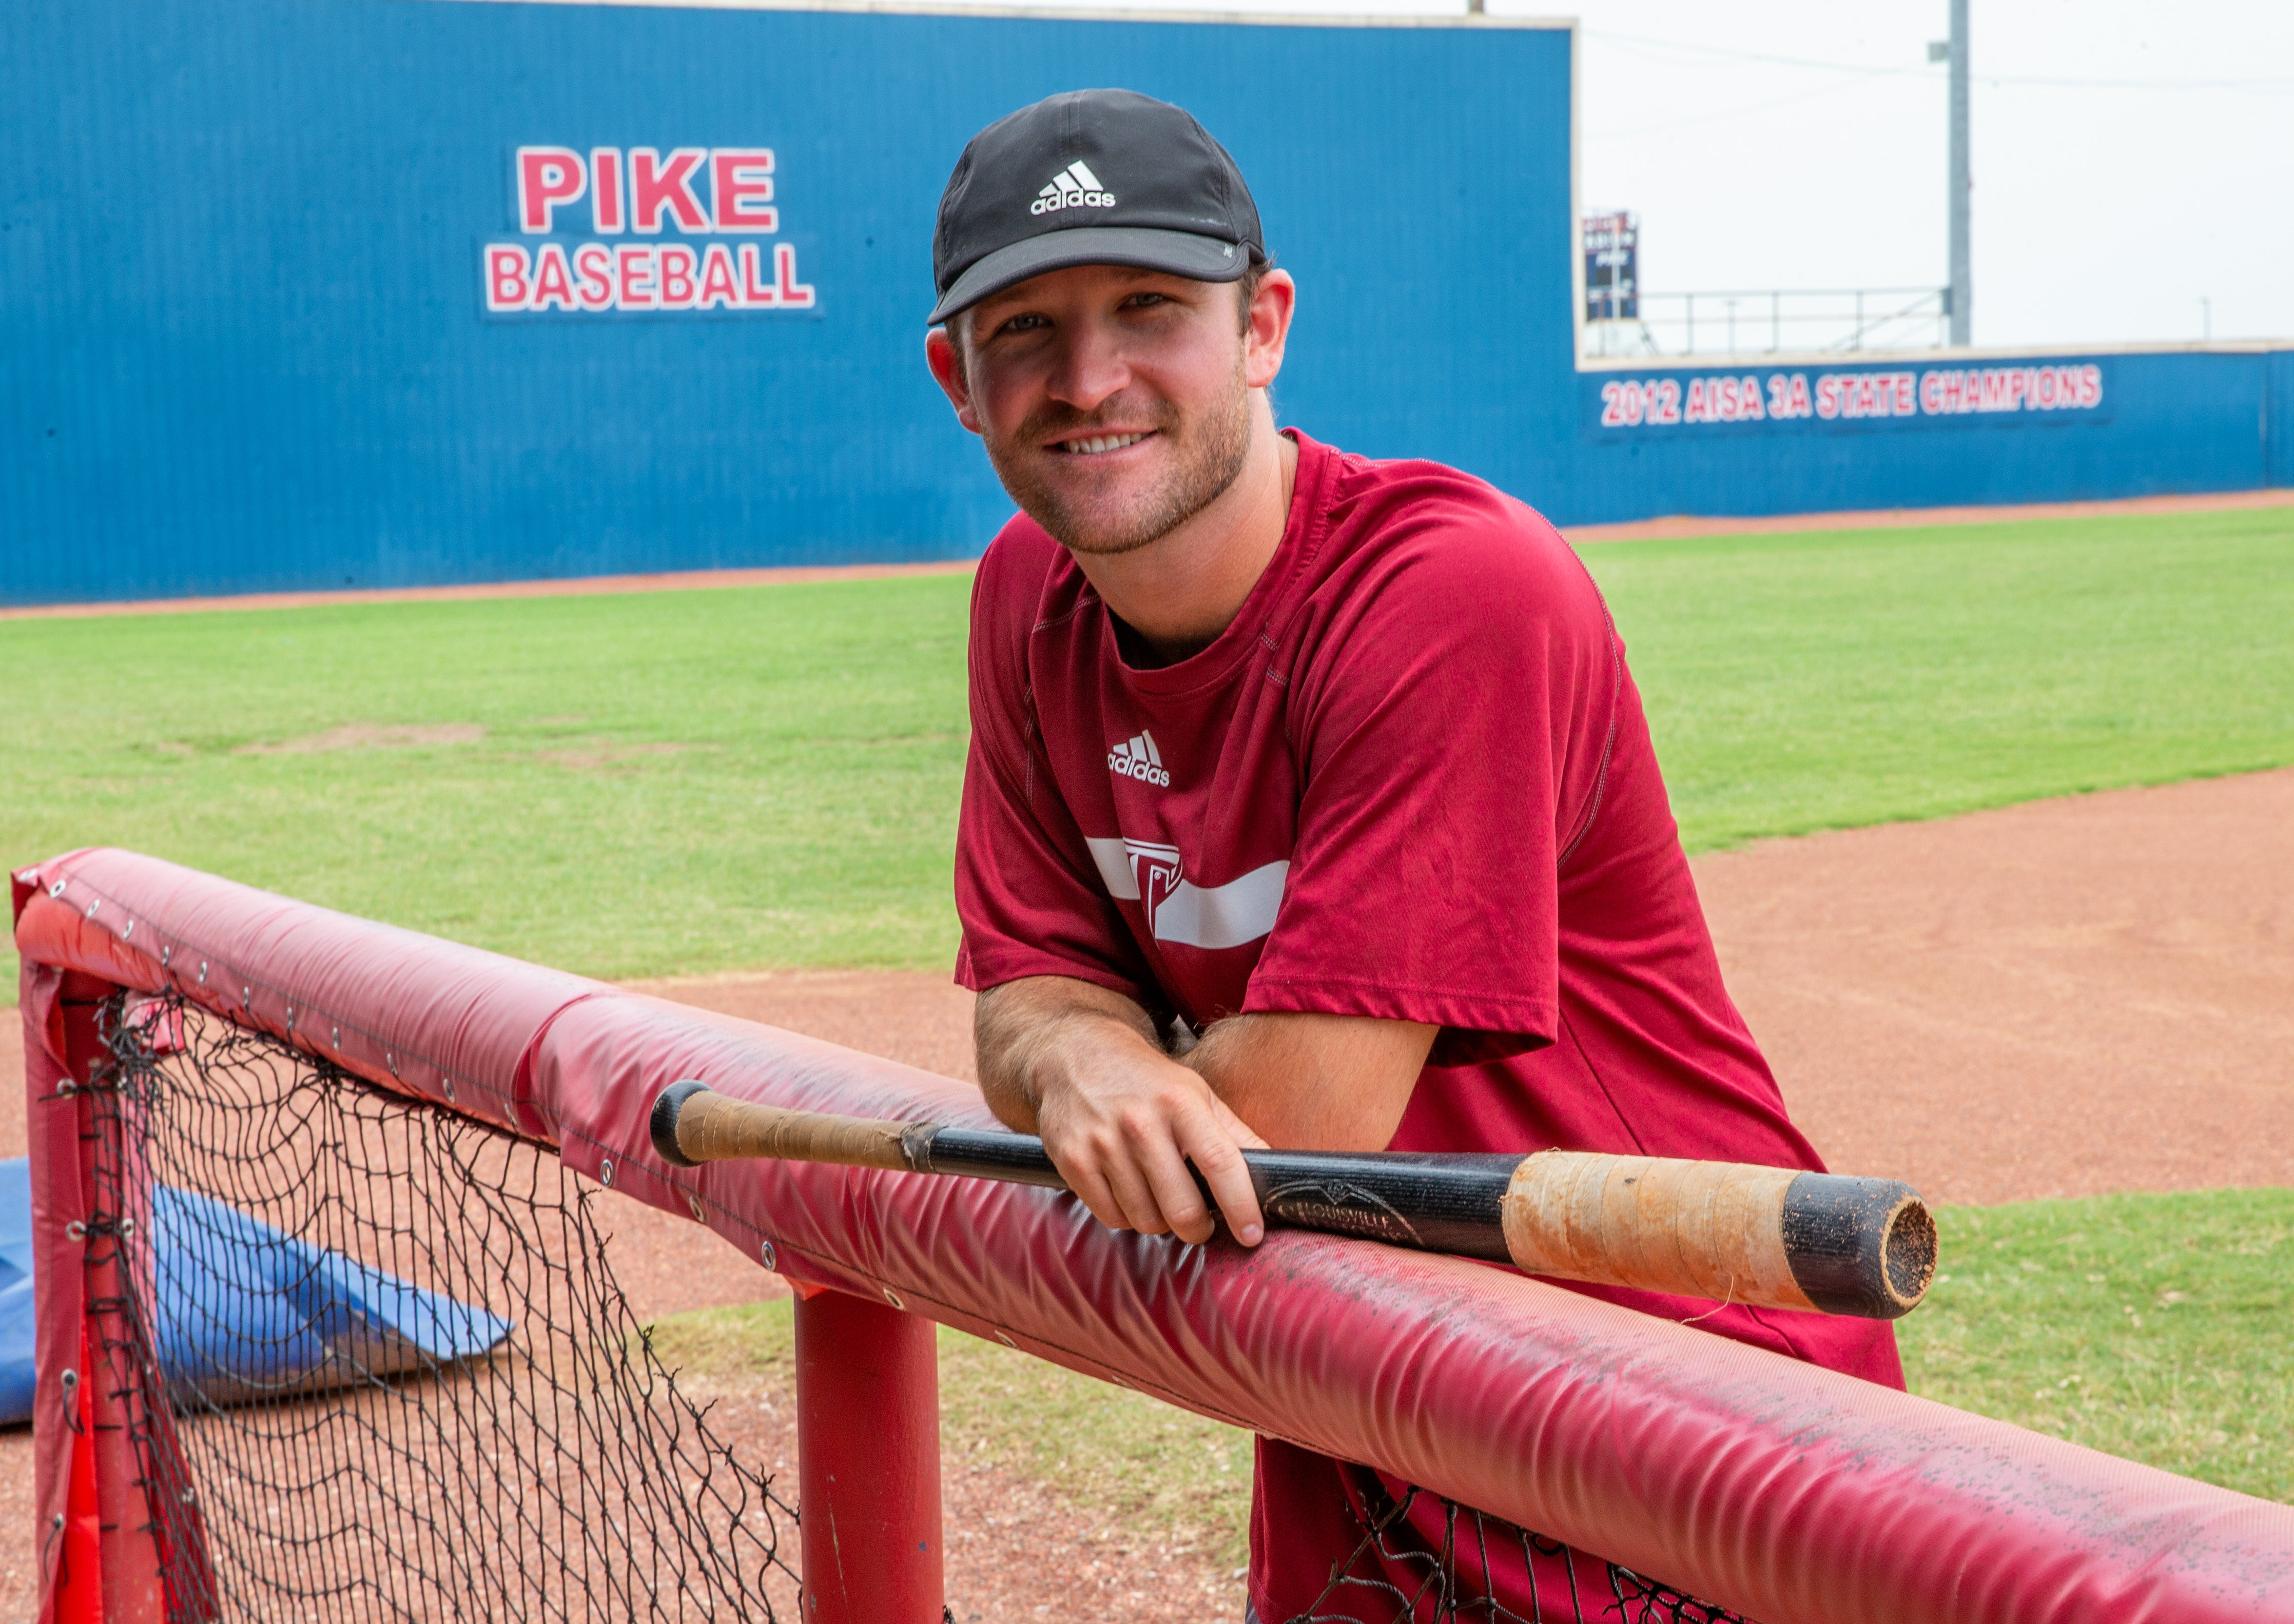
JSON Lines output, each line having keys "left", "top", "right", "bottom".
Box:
{"left": 1106, "top": 731, "right": 1171, "bottom": 788}
{"left": 1121, "top": 839, "right": 1184, "bottom": 920}
{"left": 1083, "top": 836, "right": 1292, "bottom": 953}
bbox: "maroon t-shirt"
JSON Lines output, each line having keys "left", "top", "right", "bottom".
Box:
{"left": 954, "top": 431, "right": 1903, "bottom": 1618}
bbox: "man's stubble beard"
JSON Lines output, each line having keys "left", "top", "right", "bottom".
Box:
{"left": 983, "top": 358, "right": 1254, "bottom": 558}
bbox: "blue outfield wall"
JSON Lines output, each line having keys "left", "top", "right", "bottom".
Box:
{"left": 1567, "top": 346, "right": 2292, "bottom": 520}
{"left": 3, "top": 0, "right": 2288, "bottom": 606}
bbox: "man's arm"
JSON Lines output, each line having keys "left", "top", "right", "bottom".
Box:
{"left": 976, "top": 975, "right": 1435, "bottom": 1247}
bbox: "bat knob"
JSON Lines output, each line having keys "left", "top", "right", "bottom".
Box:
{"left": 651, "top": 1079, "right": 713, "bottom": 1168}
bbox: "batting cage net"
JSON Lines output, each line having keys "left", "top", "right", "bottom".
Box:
{"left": 1288, "top": 1485, "right": 1742, "bottom": 1624}
{"left": 18, "top": 849, "right": 2292, "bottom": 1624}
{"left": 80, "top": 987, "right": 1732, "bottom": 1624}
{"left": 83, "top": 991, "right": 800, "bottom": 1622}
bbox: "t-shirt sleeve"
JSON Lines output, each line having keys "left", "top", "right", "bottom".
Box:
{"left": 952, "top": 541, "right": 1166, "bottom": 1009}
{"left": 1242, "top": 499, "right": 1618, "bottom": 1064}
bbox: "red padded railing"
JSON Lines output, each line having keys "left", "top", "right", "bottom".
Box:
{"left": 15, "top": 848, "right": 2294, "bottom": 1624}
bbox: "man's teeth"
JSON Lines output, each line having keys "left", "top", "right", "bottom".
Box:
{"left": 1061, "top": 433, "right": 1147, "bottom": 455}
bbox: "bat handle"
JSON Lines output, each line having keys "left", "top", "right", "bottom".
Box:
{"left": 650, "top": 1080, "right": 929, "bottom": 1173}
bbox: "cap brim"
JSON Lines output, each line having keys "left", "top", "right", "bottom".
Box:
{"left": 927, "top": 227, "right": 1250, "bottom": 326}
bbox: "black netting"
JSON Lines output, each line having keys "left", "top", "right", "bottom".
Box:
{"left": 72, "top": 988, "right": 1746, "bottom": 1624}
{"left": 83, "top": 992, "right": 801, "bottom": 1622}
{"left": 1275, "top": 1475, "right": 1749, "bottom": 1624}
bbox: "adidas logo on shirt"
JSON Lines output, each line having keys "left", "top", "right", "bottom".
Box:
{"left": 1106, "top": 730, "right": 1170, "bottom": 787}
{"left": 1031, "top": 161, "right": 1116, "bottom": 217}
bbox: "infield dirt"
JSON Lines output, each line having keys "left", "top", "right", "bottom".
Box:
{"left": 2, "top": 765, "right": 2287, "bottom": 1620}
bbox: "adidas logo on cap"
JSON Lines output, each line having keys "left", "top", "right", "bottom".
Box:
{"left": 1031, "top": 160, "right": 1116, "bottom": 217}
{"left": 1106, "top": 730, "right": 1170, "bottom": 787}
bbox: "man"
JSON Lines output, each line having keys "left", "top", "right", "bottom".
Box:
{"left": 925, "top": 89, "right": 1900, "bottom": 1620}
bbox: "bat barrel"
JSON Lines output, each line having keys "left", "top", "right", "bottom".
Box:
{"left": 1239, "top": 1149, "right": 1520, "bottom": 1262}
{"left": 1500, "top": 1151, "right": 1936, "bottom": 1320}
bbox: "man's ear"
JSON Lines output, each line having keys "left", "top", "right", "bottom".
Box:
{"left": 1243, "top": 270, "right": 1296, "bottom": 393}
{"left": 925, "top": 326, "right": 984, "bottom": 435}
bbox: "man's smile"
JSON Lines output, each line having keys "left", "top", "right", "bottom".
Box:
{"left": 1051, "top": 431, "right": 1156, "bottom": 456}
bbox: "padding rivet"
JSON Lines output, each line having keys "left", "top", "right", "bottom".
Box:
{"left": 242, "top": 986, "right": 252, "bottom": 1006}
{"left": 65, "top": 1222, "right": 86, "bottom": 1242}
{"left": 599, "top": 1159, "right": 615, "bottom": 1187}
{"left": 442, "top": 1078, "right": 456, "bottom": 1102}
{"left": 60, "top": 1369, "right": 76, "bottom": 1390}
{"left": 759, "top": 1239, "right": 777, "bottom": 1269}
{"left": 121, "top": 919, "right": 133, "bottom": 939}
{"left": 120, "top": 1218, "right": 136, "bottom": 1238}
{"left": 995, "top": 1330, "right": 1016, "bottom": 1348}
{"left": 387, "top": 1053, "right": 399, "bottom": 1076}
{"left": 197, "top": 962, "right": 209, "bottom": 985}
{"left": 284, "top": 1007, "right": 296, "bottom": 1032}
{"left": 51, "top": 1514, "right": 62, "bottom": 1531}
{"left": 48, "top": 881, "right": 64, "bottom": 898}
{"left": 882, "top": 1287, "right": 904, "bottom": 1309}
{"left": 161, "top": 945, "right": 172, "bottom": 968}
{"left": 688, "top": 1195, "right": 706, "bottom": 1222}
{"left": 331, "top": 1026, "right": 341, "bottom": 1048}
{"left": 85, "top": 899, "right": 99, "bottom": 918}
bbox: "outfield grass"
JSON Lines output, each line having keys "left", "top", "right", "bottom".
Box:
{"left": 1, "top": 577, "right": 972, "bottom": 1001}
{"left": 1586, "top": 505, "right": 2294, "bottom": 850}
{"left": 642, "top": 1187, "right": 2294, "bottom": 1564}
{"left": 5, "top": 503, "right": 2291, "bottom": 1002}
{"left": 1897, "top": 1188, "right": 2294, "bottom": 1503}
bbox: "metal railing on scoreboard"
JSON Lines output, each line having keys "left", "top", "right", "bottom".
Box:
{"left": 1585, "top": 286, "right": 1951, "bottom": 360}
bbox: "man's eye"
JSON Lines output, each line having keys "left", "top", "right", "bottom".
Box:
{"left": 997, "top": 314, "right": 1048, "bottom": 336}
{"left": 1122, "top": 292, "right": 1171, "bottom": 310}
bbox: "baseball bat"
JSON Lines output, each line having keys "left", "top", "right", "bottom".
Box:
{"left": 648, "top": 1080, "right": 1934, "bottom": 1320}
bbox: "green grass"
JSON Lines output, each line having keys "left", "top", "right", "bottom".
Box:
{"left": 642, "top": 1297, "right": 1256, "bottom": 1566}
{"left": 6, "top": 504, "right": 2291, "bottom": 1003}
{"left": 637, "top": 1188, "right": 2292, "bottom": 1550}
{"left": 1579, "top": 505, "right": 2294, "bottom": 850}
{"left": 1898, "top": 1188, "right": 2294, "bottom": 1502}
{"left": 8, "top": 510, "right": 2288, "bottom": 1540}
{"left": 2, "top": 577, "right": 974, "bottom": 1001}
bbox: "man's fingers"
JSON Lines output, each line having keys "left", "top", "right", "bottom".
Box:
{"left": 1095, "top": 1135, "right": 1182, "bottom": 1237}
{"left": 1133, "top": 1125, "right": 1220, "bottom": 1246}
{"left": 1180, "top": 1109, "right": 1265, "bottom": 1245}
{"left": 1057, "top": 1158, "right": 1133, "bottom": 1237}
{"left": 1033, "top": 1056, "right": 1270, "bottom": 1247}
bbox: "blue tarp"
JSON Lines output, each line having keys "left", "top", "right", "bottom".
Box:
{"left": 0, "top": 1157, "right": 512, "bottom": 1423}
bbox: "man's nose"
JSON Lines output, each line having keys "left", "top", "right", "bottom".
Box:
{"left": 1045, "top": 320, "right": 1131, "bottom": 413}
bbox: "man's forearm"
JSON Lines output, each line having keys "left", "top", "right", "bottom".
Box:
{"left": 1181, "top": 1011, "right": 1436, "bottom": 1152}
{"left": 973, "top": 975, "right": 1165, "bottom": 1134}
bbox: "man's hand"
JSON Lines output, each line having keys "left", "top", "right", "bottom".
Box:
{"left": 976, "top": 977, "right": 1267, "bottom": 1246}
{"left": 974, "top": 976, "right": 1436, "bottom": 1247}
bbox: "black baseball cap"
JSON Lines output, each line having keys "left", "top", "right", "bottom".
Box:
{"left": 928, "top": 89, "right": 1266, "bottom": 326}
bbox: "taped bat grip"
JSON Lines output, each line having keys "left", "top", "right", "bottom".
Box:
{"left": 649, "top": 1081, "right": 920, "bottom": 1173}
{"left": 1500, "top": 1151, "right": 1935, "bottom": 1320}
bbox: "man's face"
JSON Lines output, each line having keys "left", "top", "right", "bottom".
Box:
{"left": 927, "top": 264, "right": 1286, "bottom": 557}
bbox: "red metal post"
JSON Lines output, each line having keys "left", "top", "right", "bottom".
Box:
{"left": 793, "top": 1285, "right": 944, "bottom": 1624}
{"left": 31, "top": 973, "right": 167, "bottom": 1624}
